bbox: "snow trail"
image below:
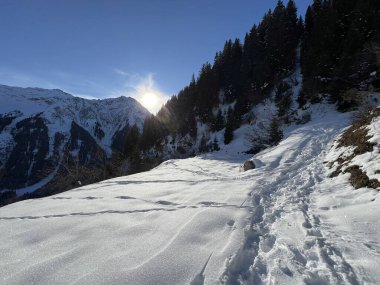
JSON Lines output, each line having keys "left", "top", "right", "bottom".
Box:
{"left": 221, "top": 107, "right": 362, "bottom": 285}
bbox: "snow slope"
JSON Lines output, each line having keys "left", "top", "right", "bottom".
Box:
{"left": 0, "top": 103, "right": 379, "bottom": 284}
{"left": 0, "top": 154, "right": 252, "bottom": 284}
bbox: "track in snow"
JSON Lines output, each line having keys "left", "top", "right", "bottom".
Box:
{"left": 221, "top": 109, "right": 364, "bottom": 285}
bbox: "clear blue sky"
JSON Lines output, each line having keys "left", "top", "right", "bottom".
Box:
{"left": 0, "top": 0, "right": 311, "bottom": 111}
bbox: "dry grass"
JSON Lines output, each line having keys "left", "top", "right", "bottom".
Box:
{"left": 337, "top": 108, "right": 380, "bottom": 155}
{"left": 329, "top": 107, "right": 380, "bottom": 190}
{"left": 344, "top": 165, "right": 380, "bottom": 189}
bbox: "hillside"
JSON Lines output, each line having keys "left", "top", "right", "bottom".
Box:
{"left": 0, "top": 0, "right": 379, "bottom": 282}
{"left": 0, "top": 85, "right": 150, "bottom": 204}
{"left": 139, "top": 0, "right": 380, "bottom": 160}
{"left": 1, "top": 102, "right": 379, "bottom": 284}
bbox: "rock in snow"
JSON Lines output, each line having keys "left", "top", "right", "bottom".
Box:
{"left": 243, "top": 160, "right": 255, "bottom": 171}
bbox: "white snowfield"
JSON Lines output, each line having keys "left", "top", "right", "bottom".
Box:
{"left": 1, "top": 104, "right": 379, "bottom": 285}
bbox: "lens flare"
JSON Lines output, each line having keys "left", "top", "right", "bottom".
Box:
{"left": 141, "top": 92, "right": 159, "bottom": 113}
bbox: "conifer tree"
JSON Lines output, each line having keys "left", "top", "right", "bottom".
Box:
{"left": 224, "top": 108, "right": 235, "bottom": 144}
{"left": 212, "top": 137, "right": 220, "bottom": 151}
{"left": 128, "top": 145, "right": 143, "bottom": 174}
{"left": 123, "top": 124, "right": 140, "bottom": 157}
{"left": 269, "top": 117, "right": 283, "bottom": 145}
{"left": 141, "top": 115, "right": 167, "bottom": 150}
{"left": 198, "top": 135, "right": 209, "bottom": 153}
{"left": 212, "top": 109, "right": 224, "bottom": 132}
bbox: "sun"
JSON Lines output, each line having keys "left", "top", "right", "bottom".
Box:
{"left": 141, "top": 92, "right": 159, "bottom": 113}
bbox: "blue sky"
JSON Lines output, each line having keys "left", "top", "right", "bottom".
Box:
{"left": 0, "top": 0, "right": 311, "bottom": 112}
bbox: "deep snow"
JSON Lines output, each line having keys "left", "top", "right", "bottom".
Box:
{"left": 0, "top": 103, "right": 379, "bottom": 285}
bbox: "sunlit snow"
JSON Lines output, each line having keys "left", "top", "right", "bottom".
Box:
{"left": 0, "top": 103, "right": 379, "bottom": 284}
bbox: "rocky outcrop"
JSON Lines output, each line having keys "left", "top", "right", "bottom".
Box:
{"left": 0, "top": 114, "right": 50, "bottom": 189}
{"left": 243, "top": 160, "right": 256, "bottom": 171}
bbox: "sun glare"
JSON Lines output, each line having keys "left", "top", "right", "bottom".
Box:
{"left": 141, "top": 92, "right": 159, "bottom": 113}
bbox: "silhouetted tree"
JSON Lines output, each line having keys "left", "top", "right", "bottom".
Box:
{"left": 269, "top": 117, "right": 283, "bottom": 145}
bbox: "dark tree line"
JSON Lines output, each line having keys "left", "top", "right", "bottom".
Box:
{"left": 136, "top": 0, "right": 380, "bottom": 156}
{"left": 301, "top": 0, "right": 380, "bottom": 109}
{"left": 141, "top": 0, "right": 302, "bottom": 150}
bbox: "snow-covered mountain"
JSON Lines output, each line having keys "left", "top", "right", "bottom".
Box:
{"left": 0, "top": 102, "right": 379, "bottom": 284}
{"left": 0, "top": 85, "right": 150, "bottom": 196}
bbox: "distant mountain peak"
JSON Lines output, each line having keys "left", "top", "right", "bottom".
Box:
{"left": 0, "top": 84, "right": 150, "bottom": 195}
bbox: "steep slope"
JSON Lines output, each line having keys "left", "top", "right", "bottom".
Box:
{"left": 1, "top": 102, "right": 378, "bottom": 284}
{"left": 0, "top": 85, "right": 150, "bottom": 197}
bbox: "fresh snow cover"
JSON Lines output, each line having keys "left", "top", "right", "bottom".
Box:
{"left": 1, "top": 101, "right": 379, "bottom": 284}
{"left": 0, "top": 153, "right": 251, "bottom": 285}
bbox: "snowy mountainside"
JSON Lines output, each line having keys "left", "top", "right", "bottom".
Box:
{"left": 0, "top": 84, "right": 150, "bottom": 195}
{"left": 153, "top": 52, "right": 305, "bottom": 159}
{"left": 1, "top": 102, "right": 379, "bottom": 284}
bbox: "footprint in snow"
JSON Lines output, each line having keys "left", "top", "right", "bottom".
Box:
{"left": 155, "top": 200, "right": 179, "bottom": 206}
{"left": 198, "top": 201, "right": 227, "bottom": 207}
{"left": 302, "top": 219, "right": 313, "bottom": 229}
{"left": 52, "top": 197, "right": 72, "bottom": 200}
{"left": 307, "top": 229, "right": 323, "bottom": 237}
{"left": 82, "top": 196, "right": 102, "bottom": 200}
{"left": 319, "top": 206, "right": 330, "bottom": 211}
{"left": 260, "top": 234, "right": 276, "bottom": 253}
{"left": 280, "top": 265, "right": 293, "bottom": 277}
{"left": 116, "top": 196, "right": 136, "bottom": 200}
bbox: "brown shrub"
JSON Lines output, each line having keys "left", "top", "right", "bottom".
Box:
{"left": 330, "top": 107, "right": 380, "bottom": 190}
{"left": 338, "top": 108, "right": 380, "bottom": 155}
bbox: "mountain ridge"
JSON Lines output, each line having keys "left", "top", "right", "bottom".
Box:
{"left": 0, "top": 84, "right": 150, "bottom": 201}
